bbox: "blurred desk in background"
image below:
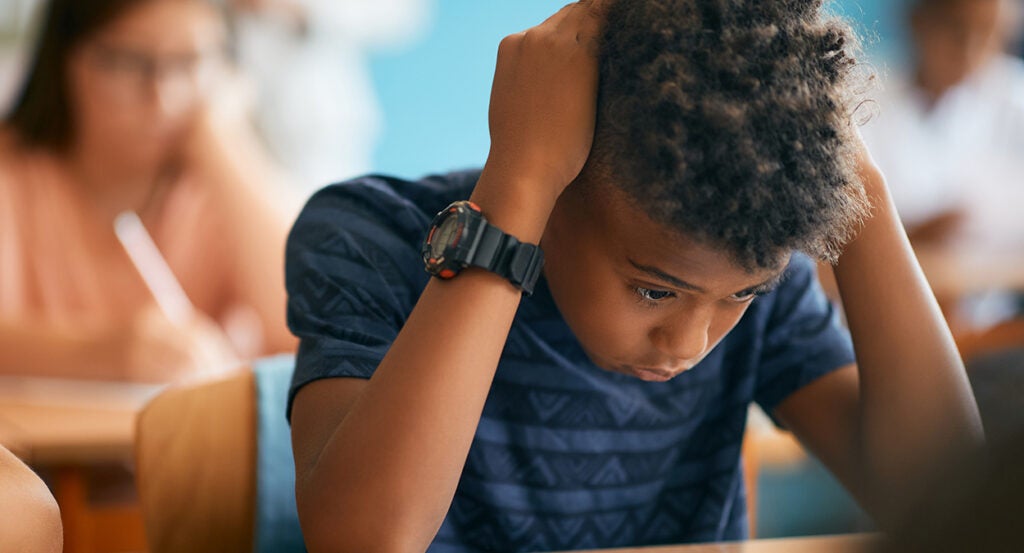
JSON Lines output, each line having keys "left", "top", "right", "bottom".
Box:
{"left": 915, "top": 244, "right": 1024, "bottom": 357}
{"left": 0, "top": 377, "right": 162, "bottom": 553}
{"left": 915, "top": 244, "right": 1024, "bottom": 302}
{"left": 0, "top": 377, "right": 160, "bottom": 463}
{"left": 572, "top": 533, "right": 879, "bottom": 553}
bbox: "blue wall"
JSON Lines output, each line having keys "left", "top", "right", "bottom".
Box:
{"left": 369, "top": 1, "right": 563, "bottom": 178}
{"left": 369, "top": 0, "right": 907, "bottom": 179}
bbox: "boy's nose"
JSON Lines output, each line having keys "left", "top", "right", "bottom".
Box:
{"left": 650, "top": 313, "right": 709, "bottom": 365}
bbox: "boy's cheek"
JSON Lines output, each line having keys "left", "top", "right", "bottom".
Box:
{"left": 566, "top": 311, "right": 651, "bottom": 368}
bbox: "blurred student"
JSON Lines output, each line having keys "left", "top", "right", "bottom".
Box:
{"left": 0, "top": 0, "right": 299, "bottom": 382}
{"left": 860, "top": 0, "right": 1024, "bottom": 246}
{"left": 0, "top": 446, "right": 62, "bottom": 553}
{"left": 879, "top": 429, "right": 1024, "bottom": 553}
{"left": 286, "top": 1, "right": 983, "bottom": 551}
{"left": 228, "top": 0, "right": 432, "bottom": 191}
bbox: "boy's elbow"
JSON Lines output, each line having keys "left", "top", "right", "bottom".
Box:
{"left": 299, "top": 488, "right": 431, "bottom": 553}
{"left": 302, "top": 517, "right": 428, "bottom": 553}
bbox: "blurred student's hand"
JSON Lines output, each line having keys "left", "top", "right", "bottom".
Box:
{"left": 100, "top": 306, "right": 241, "bottom": 383}
{"left": 177, "top": 66, "right": 258, "bottom": 169}
{"left": 485, "top": 0, "right": 609, "bottom": 206}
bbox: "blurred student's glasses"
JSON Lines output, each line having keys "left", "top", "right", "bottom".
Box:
{"left": 86, "top": 42, "right": 226, "bottom": 103}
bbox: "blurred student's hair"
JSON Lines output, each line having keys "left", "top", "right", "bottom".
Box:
{"left": 5, "top": 0, "right": 223, "bottom": 153}
{"left": 7, "top": 0, "right": 140, "bottom": 151}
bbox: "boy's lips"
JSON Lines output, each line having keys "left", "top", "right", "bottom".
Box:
{"left": 621, "top": 365, "right": 678, "bottom": 382}
{"left": 591, "top": 350, "right": 699, "bottom": 382}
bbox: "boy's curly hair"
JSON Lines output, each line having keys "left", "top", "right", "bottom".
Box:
{"left": 590, "top": 0, "right": 872, "bottom": 270}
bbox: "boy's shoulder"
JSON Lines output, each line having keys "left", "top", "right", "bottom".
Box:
{"left": 287, "top": 169, "right": 482, "bottom": 265}
{"left": 300, "top": 169, "right": 481, "bottom": 225}
{"left": 751, "top": 253, "right": 827, "bottom": 326}
{"left": 285, "top": 168, "right": 482, "bottom": 310}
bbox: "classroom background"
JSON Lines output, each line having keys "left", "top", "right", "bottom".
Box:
{"left": 0, "top": 0, "right": 1022, "bottom": 551}
{"left": 0, "top": 0, "right": 929, "bottom": 186}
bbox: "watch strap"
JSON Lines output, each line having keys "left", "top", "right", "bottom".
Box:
{"left": 467, "top": 221, "right": 545, "bottom": 296}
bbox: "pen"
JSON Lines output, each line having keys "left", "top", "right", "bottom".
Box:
{"left": 113, "top": 211, "right": 195, "bottom": 326}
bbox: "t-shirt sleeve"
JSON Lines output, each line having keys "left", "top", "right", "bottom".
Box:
{"left": 284, "top": 180, "right": 431, "bottom": 419}
{"left": 754, "top": 255, "right": 856, "bottom": 425}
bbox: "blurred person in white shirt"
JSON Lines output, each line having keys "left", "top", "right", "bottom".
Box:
{"left": 861, "top": 0, "right": 1024, "bottom": 249}
{"left": 228, "top": 0, "right": 433, "bottom": 192}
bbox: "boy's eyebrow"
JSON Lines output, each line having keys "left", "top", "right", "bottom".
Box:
{"left": 628, "top": 260, "right": 707, "bottom": 293}
{"left": 733, "top": 271, "right": 787, "bottom": 297}
{"left": 629, "top": 259, "right": 787, "bottom": 296}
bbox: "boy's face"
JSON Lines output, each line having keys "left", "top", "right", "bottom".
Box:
{"left": 541, "top": 182, "right": 788, "bottom": 382}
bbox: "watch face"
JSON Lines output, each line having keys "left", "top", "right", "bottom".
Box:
{"left": 430, "top": 215, "right": 461, "bottom": 259}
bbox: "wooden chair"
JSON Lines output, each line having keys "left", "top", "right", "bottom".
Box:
{"left": 741, "top": 431, "right": 760, "bottom": 537}
{"left": 136, "top": 355, "right": 305, "bottom": 553}
{"left": 135, "top": 370, "right": 257, "bottom": 553}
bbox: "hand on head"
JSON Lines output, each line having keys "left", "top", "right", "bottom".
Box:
{"left": 485, "top": 0, "right": 612, "bottom": 206}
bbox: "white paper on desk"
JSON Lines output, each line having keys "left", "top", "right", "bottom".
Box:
{"left": 0, "top": 377, "right": 164, "bottom": 411}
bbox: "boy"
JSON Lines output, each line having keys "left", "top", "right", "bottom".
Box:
{"left": 286, "top": 1, "right": 984, "bottom": 551}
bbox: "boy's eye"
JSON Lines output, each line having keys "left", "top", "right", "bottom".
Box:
{"left": 730, "top": 290, "right": 759, "bottom": 302}
{"left": 635, "top": 287, "right": 673, "bottom": 302}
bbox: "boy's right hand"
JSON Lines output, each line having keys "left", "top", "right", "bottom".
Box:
{"left": 484, "top": 0, "right": 609, "bottom": 209}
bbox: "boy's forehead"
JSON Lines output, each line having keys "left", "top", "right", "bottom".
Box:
{"left": 583, "top": 183, "right": 789, "bottom": 289}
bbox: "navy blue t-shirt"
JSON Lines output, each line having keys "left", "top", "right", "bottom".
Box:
{"left": 285, "top": 170, "right": 856, "bottom": 552}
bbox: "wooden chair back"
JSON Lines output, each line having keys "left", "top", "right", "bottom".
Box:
{"left": 135, "top": 371, "right": 257, "bottom": 553}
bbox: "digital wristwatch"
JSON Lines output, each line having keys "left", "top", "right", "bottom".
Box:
{"left": 421, "top": 201, "right": 545, "bottom": 295}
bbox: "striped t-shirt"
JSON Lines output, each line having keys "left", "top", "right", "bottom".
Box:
{"left": 285, "top": 170, "right": 855, "bottom": 552}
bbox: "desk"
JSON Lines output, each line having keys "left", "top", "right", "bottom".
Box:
{"left": 915, "top": 244, "right": 1024, "bottom": 301}
{"left": 0, "top": 377, "right": 160, "bottom": 464}
{"left": 572, "top": 533, "right": 878, "bottom": 553}
{"left": 0, "top": 377, "right": 162, "bottom": 553}
{"left": 914, "top": 243, "right": 1024, "bottom": 355}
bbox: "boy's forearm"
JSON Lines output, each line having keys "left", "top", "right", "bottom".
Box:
{"left": 832, "top": 154, "right": 984, "bottom": 522}
{"left": 298, "top": 170, "right": 555, "bottom": 553}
